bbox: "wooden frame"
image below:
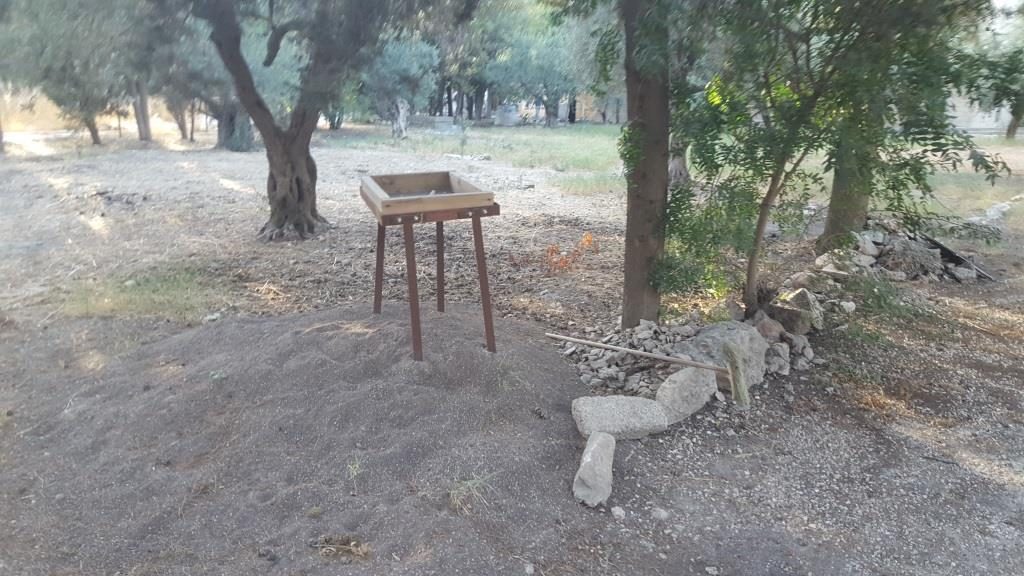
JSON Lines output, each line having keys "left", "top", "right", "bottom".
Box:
{"left": 360, "top": 171, "right": 494, "bottom": 222}
{"left": 364, "top": 172, "right": 500, "bottom": 360}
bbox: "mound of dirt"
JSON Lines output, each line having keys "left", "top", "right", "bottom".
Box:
{"left": 0, "top": 305, "right": 625, "bottom": 575}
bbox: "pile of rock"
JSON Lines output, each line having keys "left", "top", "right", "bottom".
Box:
{"left": 814, "top": 222, "right": 985, "bottom": 283}
{"left": 567, "top": 318, "right": 819, "bottom": 507}
{"left": 562, "top": 311, "right": 817, "bottom": 398}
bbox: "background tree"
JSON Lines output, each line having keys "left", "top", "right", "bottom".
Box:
{"left": 1, "top": 0, "right": 127, "bottom": 145}
{"left": 188, "top": 0, "right": 440, "bottom": 239}
{"left": 485, "top": 14, "right": 577, "bottom": 126}
{"left": 362, "top": 38, "right": 440, "bottom": 137}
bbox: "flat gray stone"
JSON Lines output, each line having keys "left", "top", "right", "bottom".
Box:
{"left": 572, "top": 431, "right": 615, "bottom": 507}
{"left": 655, "top": 367, "right": 716, "bottom": 423}
{"left": 572, "top": 396, "right": 668, "bottom": 440}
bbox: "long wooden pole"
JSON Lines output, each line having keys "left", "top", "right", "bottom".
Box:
{"left": 544, "top": 332, "right": 728, "bottom": 375}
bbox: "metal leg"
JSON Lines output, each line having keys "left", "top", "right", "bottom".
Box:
{"left": 472, "top": 215, "right": 496, "bottom": 353}
{"left": 403, "top": 221, "right": 424, "bottom": 361}
{"left": 436, "top": 221, "right": 445, "bottom": 312}
{"left": 373, "top": 223, "right": 385, "bottom": 314}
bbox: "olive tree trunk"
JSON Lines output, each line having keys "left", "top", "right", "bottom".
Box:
{"left": 215, "top": 103, "right": 254, "bottom": 151}
{"left": 1006, "top": 103, "right": 1022, "bottom": 139}
{"left": 83, "top": 116, "right": 102, "bottom": 145}
{"left": 619, "top": 0, "right": 670, "bottom": 328}
{"left": 132, "top": 80, "right": 153, "bottom": 142}
{"left": 167, "top": 98, "right": 190, "bottom": 140}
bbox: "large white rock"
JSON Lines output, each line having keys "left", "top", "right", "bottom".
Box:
{"left": 572, "top": 396, "right": 668, "bottom": 440}
{"left": 573, "top": 432, "right": 616, "bottom": 507}
{"left": 655, "top": 367, "right": 716, "bottom": 423}
{"left": 673, "top": 321, "right": 768, "bottom": 391}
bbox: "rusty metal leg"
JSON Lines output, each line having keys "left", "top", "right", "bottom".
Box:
{"left": 436, "top": 221, "right": 445, "bottom": 312}
{"left": 373, "top": 223, "right": 385, "bottom": 314}
{"left": 472, "top": 215, "right": 496, "bottom": 353}
{"left": 403, "top": 221, "right": 424, "bottom": 361}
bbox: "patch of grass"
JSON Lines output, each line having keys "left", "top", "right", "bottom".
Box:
{"left": 845, "top": 276, "right": 920, "bottom": 320}
{"left": 552, "top": 172, "right": 624, "bottom": 196}
{"left": 843, "top": 321, "right": 889, "bottom": 345}
{"left": 448, "top": 473, "right": 493, "bottom": 515}
{"left": 63, "top": 267, "right": 224, "bottom": 323}
{"left": 347, "top": 456, "right": 363, "bottom": 494}
{"left": 324, "top": 123, "right": 622, "bottom": 172}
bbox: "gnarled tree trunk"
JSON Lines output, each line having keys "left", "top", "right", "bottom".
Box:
{"left": 83, "top": 116, "right": 102, "bottom": 145}
{"left": 262, "top": 140, "right": 323, "bottom": 239}
{"left": 215, "top": 103, "right": 254, "bottom": 151}
{"left": 167, "top": 98, "right": 190, "bottom": 140}
{"left": 619, "top": 0, "right": 669, "bottom": 328}
{"left": 391, "top": 98, "right": 409, "bottom": 139}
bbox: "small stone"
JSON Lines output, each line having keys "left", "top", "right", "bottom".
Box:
{"left": 655, "top": 367, "right": 716, "bottom": 424}
{"left": 611, "top": 506, "right": 626, "bottom": 520}
{"left": 202, "top": 312, "right": 222, "bottom": 323}
{"left": 793, "top": 357, "right": 811, "bottom": 371}
{"left": 673, "top": 324, "right": 696, "bottom": 338}
{"left": 950, "top": 266, "right": 977, "bottom": 282}
{"left": 839, "top": 301, "right": 856, "bottom": 313}
{"left": 705, "top": 567, "right": 720, "bottom": 575}
{"left": 769, "top": 288, "right": 824, "bottom": 336}
{"left": 572, "top": 396, "right": 669, "bottom": 439}
{"left": 765, "top": 342, "right": 791, "bottom": 376}
{"left": 573, "top": 432, "right": 616, "bottom": 507}
{"left": 524, "top": 563, "right": 535, "bottom": 575}
{"left": 782, "top": 332, "right": 809, "bottom": 355}
{"left": 802, "top": 345, "right": 814, "bottom": 361}
{"left": 563, "top": 346, "right": 578, "bottom": 356}
{"left": 752, "top": 311, "right": 786, "bottom": 342}
{"left": 652, "top": 507, "right": 671, "bottom": 521}
{"left": 851, "top": 253, "right": 876, "bottom": 267}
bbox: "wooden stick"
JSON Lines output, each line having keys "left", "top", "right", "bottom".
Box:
{"left": 544, "top": 332, "right": 728, "bottom": 375}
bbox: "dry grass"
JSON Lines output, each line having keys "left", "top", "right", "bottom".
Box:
{"left": 448, "top": 473, "right": 494, "bottom": 515}
{"left": 309, "top": 534, "right": 371, "bottom": 560}
{"left": 552, "top": 172, "right": 625, "bottom": 196}
{"left": 62, "top": 267, "right": 225, "bottom": 323}
{"left": 324, "top": 123, "right": 623, "bottom": 173}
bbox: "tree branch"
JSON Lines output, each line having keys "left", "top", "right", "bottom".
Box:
{"left": 198, "top": 0, "right": 283, "bottom": 153}
{"left": 264, "top": 19, "right": 303, "bottom": 67}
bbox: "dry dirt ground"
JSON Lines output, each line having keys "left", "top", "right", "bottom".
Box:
{"left": 1, "top": 130, "right": 1023, "bottom": 575}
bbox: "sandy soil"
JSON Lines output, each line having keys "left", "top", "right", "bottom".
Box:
{"left": 1, "top": 131, "right": 1023, "bottom": 575}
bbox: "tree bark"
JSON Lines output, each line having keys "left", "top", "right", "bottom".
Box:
{"left": 446, "top": 83, "right": 454, "bottom": 117}
{"left": 203, "top": 0, "right": 347, "bottom": 240}
{"left": 542, "top": 98, "right": 559, "bottom": 127}
{"left": 742, "top": 170, "right": 784, "bottom": 313}
{"left": 215, "top": 103, "right": 254, "bottom": 151}
{"left": 818, "top": 123, "right": 872, "bottom": 252}
{"left": 84, "top": 116, "right": 102, "bottom": 145}
{"left": 391, "top": 98, "right": 409, "bottom": 138}
{"left": 132, "top": 80, "right": 153, "bottom": 142}
{"left": 1006, "top": 103, "right": 1022, "bottom": 139}
{"left": 168, "top": 98, "right": 189, "bottom": 140}
{"left": 619, "top": 0, "right": 669, "bottom": 328}
{"left": 189, "top": 100, "right": 197, "bottom": 142}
